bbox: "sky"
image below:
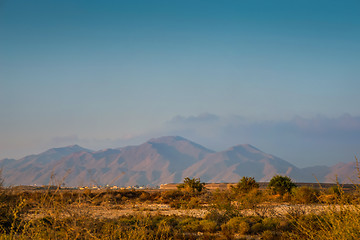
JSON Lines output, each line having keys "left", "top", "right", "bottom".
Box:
{"left": 1, "top": 0, "right": 359, "bottom": 167}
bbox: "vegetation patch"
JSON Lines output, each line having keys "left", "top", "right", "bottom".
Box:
{"left": 0, "top": 174, "right": 360, "bottom": 239}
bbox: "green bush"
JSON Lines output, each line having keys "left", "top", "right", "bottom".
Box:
{"left": 231, "top": 176, "right": 259, "bottom": 194}
{"left": 262, "top": 218, "right": 280, "bottom": 230}
{"left": 185, "top": 196, "right": 201, "bottom": 209}
{"left": 211, "top": 189, "right": 234, "bottom": 212}
{"left": 178, "top": 217, "right": 201, "bottom": 232}
{"left": 199, "top": 219, "right": 218, "bottom": 233}
{"left": 177, "top": 177, "right": 206, "bottom": 193}
{"left": 251, "top": 222, "right": 265, "bottom": 234}
{"left": 268, "top": 175, "right": 297, "bottom": 196}
{"left": 225, "top": 217, "right": 250, "bottom": 235}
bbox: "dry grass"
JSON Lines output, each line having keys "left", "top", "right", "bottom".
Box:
{"left": 1, "top": 171, "right": 360, "bottom": 239}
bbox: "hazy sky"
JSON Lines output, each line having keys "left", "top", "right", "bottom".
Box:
{"left": 1, "top": 1, "right": 359, "bottom": 167}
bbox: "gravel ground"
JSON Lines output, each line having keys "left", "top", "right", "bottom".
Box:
{"left": 25, "top": 202, "right": 359, "bottom": 220}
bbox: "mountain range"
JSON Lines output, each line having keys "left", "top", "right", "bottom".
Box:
{"left": 1, "top": 136, "right": 359, "bottom": 187}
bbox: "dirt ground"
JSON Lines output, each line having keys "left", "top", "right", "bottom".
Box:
{"left": 26, "top": 202, "right": 356, "bottom": 220}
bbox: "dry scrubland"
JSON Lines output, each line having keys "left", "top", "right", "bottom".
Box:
{"left": 1, "top": 176, "right": 360, "bottom": 240}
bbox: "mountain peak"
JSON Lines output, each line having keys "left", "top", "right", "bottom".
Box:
{"left": 227, "top": 144, "right": 262, "bottom": 153}
{"left": 2, "top": 136, "right": 356, "bottom": 186}
{"left": 147, "top": 136, "right": 214, "bottom": 154}
{"left": 46, "top": 145, "right": 92, "bottom": 154}
{"left": 148, "top": 136, "right": 187, "bottom": 143}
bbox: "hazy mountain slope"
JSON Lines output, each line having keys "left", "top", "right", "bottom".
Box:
{"left": 0, "top": 145, "right": 92, "bottom": 186}
{"left": 325, "top": 162, "right": 359, "bottom": 183}
{"left": 290, "top": 165, "right": 331, "bottom": 183}
{"left": 183, "top": 144, "right": 298, "bottom": 183}
{"left": 0, "top": 136, "right": 358, "bottom": 186}
{"left": 1, "top": 136, "right": 213, "bottom": 186}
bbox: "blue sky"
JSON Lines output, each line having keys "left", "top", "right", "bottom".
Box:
{"left": 1, "top": 0, "right": 359, "bottom": 167}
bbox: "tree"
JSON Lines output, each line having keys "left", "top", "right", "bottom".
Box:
{"left": 268, "top": 175, "right": 296, "bottom": 195}
{"left": 177, "top": 177, "right": 205, "bottom": 193}
{"left": 231, "top": 176, "right": 259, "bottom": 194}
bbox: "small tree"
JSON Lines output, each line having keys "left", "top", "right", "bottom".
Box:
{"left": 177, "top": 177, "right": 205, "bottom": 193}
{"left": 268, "top": 175, "right": 296, "bottom": 195}
{"left": 231, "top": 176, "right": 259, "bottom": 194}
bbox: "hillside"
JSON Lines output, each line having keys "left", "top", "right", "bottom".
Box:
{"left": 0, "top": 136, "right": 358, "bottom": 186}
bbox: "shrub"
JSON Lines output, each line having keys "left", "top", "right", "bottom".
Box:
{"left": 231, "top": 176, "right": 259, "bottom": 194}
{"left": 268, "top": 175, "right": 296, "bottom": 196}
{"left": 290, "top": 169, "right": 360, "bottom": 240}
{"left": 155, "top": 218, "right": 175, "bottom": 239}
{"left": 261, "top": 230, "right": 278, "bottom": 240}
{"left": 199, "top": 219, "right": 218, "bottom": 233}
{"left": 236, "top": 188, "right": 263, "bottom": 209}
{"left": 178, "top": 217, "right": 201, "bottom": 232}
{"left": 251, "top": 222, "right": 265, "bottom": 234}
{"left": 328, "top": 185, "right": 341, "bottom": 196}
{"left": 262, "top": 218, "right": 280, "bottom": 230}
{"left": 225, "top": 217, "right": 250, "bottom": 235}
{"left": 160, "top": 190, "right": 184, "bottom": 203}
{"left": 186, "top": 197, "right": 201, "bottom": 209}
{"left": 211, "top": 189, "right": 233, "bottom": 211}
{"left": 177, "top": 177, "right": 206, "bottom": 193}
{"left": 204, "top": 209, "right": 230, "bottom": 226}
{"left": 139, "top": 191, "right": 151, "bottom": 202}
{"left": 292, "top": 186, "right": 319, "bottom": 204}
{"left": 220, "top": 222, "right": 233, "bottom": 238}
{"left": 292, "top": 209, "right": 360, "bottom": 239}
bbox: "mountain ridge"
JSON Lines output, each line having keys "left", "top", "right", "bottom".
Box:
{"left": 0, "top": 136, "right": 358, "bottom": 186}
